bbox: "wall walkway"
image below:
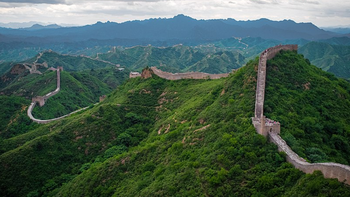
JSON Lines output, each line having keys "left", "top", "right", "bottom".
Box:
{"left": 252, "top": 45, "right": 350, "bottom": 185}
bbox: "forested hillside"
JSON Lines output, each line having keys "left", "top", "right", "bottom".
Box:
{"left": 97, "top": 45, "right": 245, "bottom": 73}
{"left": 265, "top": 50, "right": 350, "bottom": 164}
{"left": 299, "top": 42, "right": 350, "bottom": 79}
{"left": 1, "top": 51, "right": 350, "bottom": 196}
{"left": 0, "top": 52, "right": 129, "bottom": 138}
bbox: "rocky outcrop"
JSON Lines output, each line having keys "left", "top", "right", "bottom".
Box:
{"left": 141, "top": 68, "right": 153, "bottom": 79}
{"left": 10, "top": 64, "right": 27, "bottom": 75}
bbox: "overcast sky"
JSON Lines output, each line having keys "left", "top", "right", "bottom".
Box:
{"left": 0, "top": 0, "right": 349, "bottom": 28}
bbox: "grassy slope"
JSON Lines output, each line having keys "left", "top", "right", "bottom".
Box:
{"left": 0, "top": 96, "right": 40, "bottom": 139}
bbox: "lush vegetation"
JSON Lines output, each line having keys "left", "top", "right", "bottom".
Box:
{"left": 265, "top": 50, "right": 350, "bottom": 164}
{"left": 1, "top": 51, "right": 350, "bottom": 196}
{"left": 299, "top": 42, "right": 350, "bottom": 80}
{"left": 97, "top": 45, "right": 244, "bottom": 73}
{"left": 0, "top": 51, "right": 130, "bottom": 120}
{"left": 0, "top": 96, "right": 40, "bottom": 140}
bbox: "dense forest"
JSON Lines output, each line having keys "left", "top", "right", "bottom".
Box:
{"left": 1, "top": 51, "right": 350, "bottom": 196}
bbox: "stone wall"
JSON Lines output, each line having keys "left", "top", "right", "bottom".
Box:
{"left": 27, "top": 101, "right": 90, "bottom": 124}
{"left": 252, "top": 44, "right": 350, "bottom": 185}
{"left": 269, "top": 132, "right": 350, "bottom": 185}
{"left": 150, "top": 67, "right": 230, "bottom": 80}
{"left": 254, "top": 44, "right": 298, "bottom": 119}
{"left": 28, "top": 68, "right": 63, "bottom": 123}
{"left": 27, "top": 67, "right": 99, "bottom": 124}
{"left": 30, "top": 68, "right": 61, "bottom": 107}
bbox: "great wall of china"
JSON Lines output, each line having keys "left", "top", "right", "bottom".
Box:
{"left": 150, "top": 67, "right": 230, "bottom": 80}
{"left": 253, "top": 44, "right": 350, "bottom": 185}
{"left": 27, "top": 67, "right": 92, "bottom": 124}
{"left": 25, "top": 47, "right": 350, "bottom": 184}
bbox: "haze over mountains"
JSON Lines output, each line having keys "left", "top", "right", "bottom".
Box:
{"left": 0, "top": 14, "right": 346, "bottom": 45}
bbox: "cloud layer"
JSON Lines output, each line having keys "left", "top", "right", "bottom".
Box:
{"left": 0, "top": 0, "right": 349, "bottom": 27}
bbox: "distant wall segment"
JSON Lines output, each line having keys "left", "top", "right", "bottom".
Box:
{"left": 27, "top": 101, "right": 89, "bottom": 124}
{"left": 27, "top": 67, "right": 89, "bottom": 124}
{"left": 252, "top": 45, "right": 350, "bottom": 185}
{"left": 150, "top": 67, "right": 230, "bottom": 80}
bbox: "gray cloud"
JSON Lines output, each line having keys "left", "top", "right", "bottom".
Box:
{"left": 0, "top": 0, "right": 66, "bottom": 3}
{"left": 0, "top": 0, "right": 164, "bottom": 4}
{"left": 0, "top": 0, "right": 349, "bottom": 27}
{"left": 249, "top": 0, "right": 279, "bottom": 5}
{"left": 295, "top": 0, "right": 319, "bottom": 5}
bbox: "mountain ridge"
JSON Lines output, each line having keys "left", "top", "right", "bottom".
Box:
{"left": 0, "top": 15, "right": 341, "bottom": 44}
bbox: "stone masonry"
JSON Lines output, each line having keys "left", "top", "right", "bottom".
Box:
{"left": 150, "top": 67, "right": 230, "bottom": 80}
{"left": 252, "top": 44, "right": 350, "bottom": 185}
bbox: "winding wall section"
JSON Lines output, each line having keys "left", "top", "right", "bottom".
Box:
{"left": 253, "top": 45, "right": 350, "bottom": 185}
{"left": 27, "top": 67, "right": 89, "bottom": 124}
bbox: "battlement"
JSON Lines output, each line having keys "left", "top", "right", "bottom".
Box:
{"left": 252, "top": 116, "right": 280, "bottom": 136}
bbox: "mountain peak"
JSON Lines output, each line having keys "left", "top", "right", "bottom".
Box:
{"left": 173, "top": 14, "right": 195, "bottom": 20}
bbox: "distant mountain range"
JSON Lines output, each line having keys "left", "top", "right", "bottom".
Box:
{"left": 0, "top": 14, "right": 345, "bottom": 45}
{"left": 299, "top": 42, "right": 350, "bottom": 79}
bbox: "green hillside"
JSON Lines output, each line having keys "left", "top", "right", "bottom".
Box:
{"left": 211, "top": 37, "right": 309, "bottom": 60}
{"left": 31, "top": 71, "right": 112, "bottom": 120}
{"left": 27, "top": 51, "right": 116, "bottom": 71}
{"left": 97, "top": 45, "right": 245, "bottom": 73}
{"left": 1, "top": 51, "right": 350, "bottom": 196}
{"left": 0, "top": 96, "right": 40, "bottom": 139}
{"left": 265, "top": 50, "right": 350, "bottom": 164}
{"left": 0, "top": 51, "right": 130, "bottom": 120}
{"left": 299, "top": 42, "right": 350, "bottom": 79}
